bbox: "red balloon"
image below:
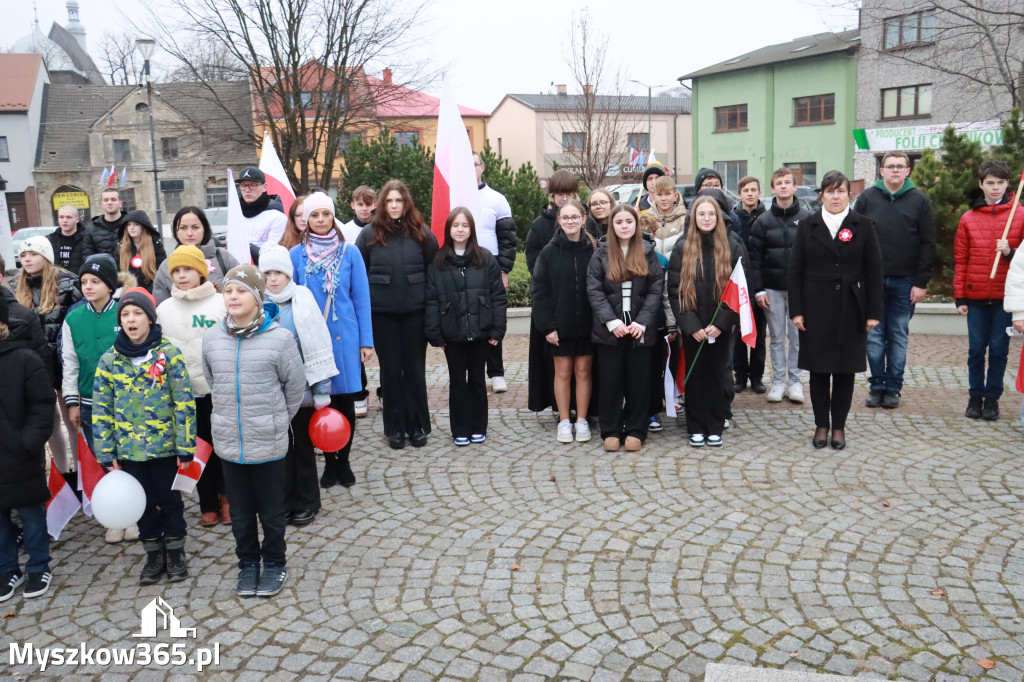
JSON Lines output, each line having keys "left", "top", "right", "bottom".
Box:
{"left": 309, "top": 407, "right": 351, "bottom": 452}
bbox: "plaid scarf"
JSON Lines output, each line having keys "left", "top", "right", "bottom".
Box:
{"left": 303, "top": 231, "right": 345, "bottom": 320}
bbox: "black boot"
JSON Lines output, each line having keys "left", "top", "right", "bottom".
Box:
{"left": 320, "top": 453, "right": 338, "bottom": 488}
{"left": 165, "top": 537, "right": 188, "bottom": 582}
{"left": 982, "top": 397, "right": 1000, "bottom": 421}
{"left": 965, "top": 396, "right": 983, "bottom": 419}
{"left": 140, "top": 539, "right": 166, "bottom": 585}
{"left": 337, "top": 453, "right": 356, "bottom": 488}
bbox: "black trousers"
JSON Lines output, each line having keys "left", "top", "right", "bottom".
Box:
{"left": 221, "top": 457, "right": 287, "bottom": 567}
{"left": 119, "top": 458, "right": 186, "bottom": 542}
{"left": 356, "top": 363, "right": 369, "bottom": 401}
{"left": 445, "top": 340, "right": 489, "bottom": 438}
{"left": 723, "top": 328, "right": 737, "bottom": 419}
{"left": 597, "top": 341, "right": 653, "bottom": 440}
{"left": 733, "top": 304, "right": 767, "bottom": 384}
{"left": 681, "top": 334, "right": 730, "bottom": 436}
{"left": 486, "top": 339, "right": 504, "bottom": 378}
{"left": 372, "top": 312, "right": 430, "bottom": 437}
{"left": 194, "top": 394, "right": 224, "bottom": 514}
{"left": 648, "top": 334, "right": 669, "bottom": 415}
{"left": 287, "top": 393, "right": 355, "bottom": 509}
{"left": 809, "top": 372, "right": 855, "bottom": 429}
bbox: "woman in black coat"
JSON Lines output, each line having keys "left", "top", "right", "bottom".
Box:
{"left": 789, "top": 170, "right": 883, "bottom": 450}
{"left": 425, "top": 208, "right": 507, "bottom": 446}
{"left": 355, "top": 180, "right": 438, "bottom": 450}
{"left": 587, "top": 205, "right": 663, "bottom": 452}
{"left": 531, "top": 199, "right": 596, "bottom": 444}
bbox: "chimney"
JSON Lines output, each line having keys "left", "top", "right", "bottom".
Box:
{"left": 556, "top": 84, "right": 567, "bottom": 96}
{"left": 583, "top": 84, "right": 593, "bottom": 96}
{"left": 383, "top": 68, "right": 392, "bottom": 84}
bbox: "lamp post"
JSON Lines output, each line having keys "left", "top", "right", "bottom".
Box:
{"left": 628, "top": 80, "right": 664, "bottom": 170}
{"left": 135, "top": 38, "right": 162, "bottom": 229}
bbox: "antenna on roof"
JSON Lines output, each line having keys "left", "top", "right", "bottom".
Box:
{"left": 33, "top": 0, "right": 39, "bottom": 25}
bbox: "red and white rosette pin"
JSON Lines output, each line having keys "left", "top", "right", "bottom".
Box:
{"left": 131, "top": 254, "right": 143, "bottom": 269}
{"left": 838, "top": 228, "right": 852, "bottom": 242}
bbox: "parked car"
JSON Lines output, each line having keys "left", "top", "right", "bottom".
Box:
{"left": 10, "top": 226, "right": 54, "bottom": 268}
{"left": 679, "top": 184, "right": 740, "bottom": 209}
{"left": 604, "top": 183, "right": 643, "bottom": 207}
{"left": 759, "top": 197, "right": 818, "bottom": 213}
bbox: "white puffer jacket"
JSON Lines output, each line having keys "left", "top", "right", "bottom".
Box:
{"left": 1005, "top": 248, "right": 1024, "bottom": 321}
{"left": 156, "top": 281, "right": 226, "bottom": 396}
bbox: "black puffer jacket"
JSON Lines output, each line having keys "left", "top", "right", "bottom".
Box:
{"left": 0, "top": 324, "right": 56, "bottom": 508}
{"left": 530, "top": 228, "right": 595, "bottom": 339}
{"left": 586, "top": 235, "right": 664, "bottom": 347}
{"left": 47, "top": 224, "right": 87, "bottom": 273}
{"left": 525, "top": 203, "right": 601, "bottom": 274}
{"left": 734, "top": 204, "right": 766, "bottom": 244}
{"left": 0, "top": 286, "right": 57, "bottom": 387}
{"left": 21, "top": 270, "right": 83, "bottom": 386}
{"left": 118, "top": 209, "right": 167, "bottom": 292}
{"left": 425, "top": 249, "right": 507, "bottom": 346}
{"left": 667, "top": 230, "right": 745, "bottom": 336}
{"left": 748, "top": 198, "right": 811, "bottom": 293}
{"left": 83, "top": 211, "right": 126, "bottom": 260}
{"left": 355, "top": 222, "right": 439, "bottom": 315}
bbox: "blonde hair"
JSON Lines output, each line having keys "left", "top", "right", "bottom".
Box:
{"left": 653, "top": 176, "right": 677, "bottom": 195}
{"left": 15, "top": 257, "right": 60, "bottom": 314}
{"left": 120, "top": 227, "right": 159, "bottom": 282}
{"left": 676, "top": 196, "right": 732, "bottom": 311}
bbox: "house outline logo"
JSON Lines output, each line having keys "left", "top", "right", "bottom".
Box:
{"left": 132, "top": 597, "right": 196, "bottom": 638}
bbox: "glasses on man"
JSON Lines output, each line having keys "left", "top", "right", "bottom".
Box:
{"left": 883, "top": 165, "right": 908, "bottom": 171}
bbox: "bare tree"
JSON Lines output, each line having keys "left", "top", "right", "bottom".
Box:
{"left": 141, "top": 0, "right": 433, "bottom": 192}
{"left": 164, "top": 41, "right": 246, "bottom": 82}
{"left": 553, "top": 10, "right": 638, "bottom": 189}
{"left": 97, "top": 31, "right": 143, "bottom": 85}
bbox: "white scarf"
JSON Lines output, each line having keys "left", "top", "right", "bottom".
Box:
{"left": 266, "top": 280, "right": 339, "bottom": 386}
{"left": 171, "top": 280, "right": 218, "bottom": 302}
{"left": 822, "top": 206, "right": 850, "bottom": 239}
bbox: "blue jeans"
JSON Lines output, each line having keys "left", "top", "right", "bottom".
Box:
{"left": 80, "top": 404, "right": 94, "bottom": 453}
{"left": 867, "top": 276, "right": 915, "bottom": 394}
{"left": 0, "top": 504, "right": 50, "bottom": 574}
{"left": 966, "top": 301, "right": 1011, "bottom": 400}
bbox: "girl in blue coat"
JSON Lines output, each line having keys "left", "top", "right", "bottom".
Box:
{"left": 289, "top": 192, "right": 374, "bottom": 488}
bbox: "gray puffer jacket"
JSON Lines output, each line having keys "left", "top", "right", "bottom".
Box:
{"left": 201, "top": 302, "right": 305, "bottom": 464}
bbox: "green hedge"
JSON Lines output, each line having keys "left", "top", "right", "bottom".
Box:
{"left": 507, "top": 251, "right": 531, "bottom": 307}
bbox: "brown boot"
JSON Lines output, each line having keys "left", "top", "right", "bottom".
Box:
{"left": 219, "top": 494, "right": 231, "bottom": 525}
{"left": 200, "top": 512, "right": 218, "bottom": 526}
{"left": 624, "top": 436, "right": 642, "bottom": 451}
{"left": 603, "top": 437, "right": 620, "bottom": 451}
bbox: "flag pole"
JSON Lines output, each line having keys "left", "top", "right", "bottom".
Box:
{"left": 989, "top": 168, "right": 1024, "bottom": 279}
{"left": 682, "top": 300, "right": 725, "bottom": 386}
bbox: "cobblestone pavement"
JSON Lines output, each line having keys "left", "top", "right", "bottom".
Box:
{"left": 2, "top": 334, "right": 1024, "bottom": 681}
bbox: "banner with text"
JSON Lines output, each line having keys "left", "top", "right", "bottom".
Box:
{"left": 853, "top": 120, "right": 1002, "bottom": 152}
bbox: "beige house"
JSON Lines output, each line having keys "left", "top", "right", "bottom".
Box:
{"left": 487, "top": 89, "right": 693, "bottom": 184}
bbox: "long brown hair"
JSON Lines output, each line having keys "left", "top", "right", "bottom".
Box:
{"left": 435, "top": 207, "right": 484, "bottom": 269}
{"left": 15, "top": 258, "right": 60, "bottom": 314}
{"left": 369, "top": 180, "right": 427, "bottom": 246}
{"left": 280, "top": 194, "right": 308, "bottom": 249}
{"left": 120, "top": 226, "right": 158, "bottom": 282}
{"left": 676, "top": 196, "right": 732, "bottom": 311}
{"left": 606, "top": 205, "right": 648, "bottom": 282}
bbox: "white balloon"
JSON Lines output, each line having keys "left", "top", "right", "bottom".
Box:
{"left": 91, "top": 470, "right": 147, "bottom": 529}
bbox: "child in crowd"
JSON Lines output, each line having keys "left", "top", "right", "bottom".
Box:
{"left": 341, "top": 185, "right": 376, "bottom": 417}
{"left": 280, "top": 194, "right": 307, "bottom": 250}
{"left": 0, "top": 294, "right": 56, "bottom": 602}
{"left": 425, "top": 207, "right": 507, "bottom": 446}
{"left": 202, "top": 266, "right": 304, "bottom": 598}
{"left": 118, "top": 210, "right": 166, "bottom": 293}
{"left": 646, "top": 176, "right": 688, "bottom": 259}
{"left": 156, "top": 245, "right": 229, "bottom": 526}
{"left": 259, "top": 243, "right": 338, "bottom": 518}
{"left": 93, "top": 288, "right": 196, "bottom": 584}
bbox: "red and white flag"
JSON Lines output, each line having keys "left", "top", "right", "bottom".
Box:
{"left": 430, "top": 77, "right": 481, "bottom": 245}
{"left": 47, "top": 458, "right": 80, "bottom": 540}
{"left": 225, "top": 167, "right": 252, "bottom": 265}
{"left": 721, "top": 257, "right": 757, "bottom": 348}
{"left": 171, "top": 438, "right": 213, "bottom": 494}
{"left": 77, "top": 433, "right": 106, "bottom": 517}
{"left": 663, "top": 335, "right": 687, "bottom": 416}
{"left": 259, "top": 133, "right": 295, "bottom": 215}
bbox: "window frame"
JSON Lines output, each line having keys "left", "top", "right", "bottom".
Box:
{"left": 626, "top": 132, "right": 650, "bottom": 151}
{"left": 161, "top": 137, "right": 179, "bottom": 160}
{"left": 562, "top": 132, "right": 586, "bottom": 153}
{"left": 205, "top": 186, "right": 228, "bottom": 208}
{"left": 783, "top": 162, "right": 817, "bottom": 188}
{"left": 393, "top": 130, "right": 420, "bottom": 147}
{"left": 880, "top": 83, "right": 933, "bottom": 120}
{"left": 883, "top": 10, "right": 936, "bottom": 50}
{"left": 0, "top": 136, "right": 8, "bottom": 162}
{"left": 113, "top": 138, "right": 132, "bottom": 164}
{"left": 793, "top": 94, "right": 836, "bottom": 126}
{"left": 714, "top": 104, "right": 748, "bottom": 133}
{"left": 712, "top": 160, "right": 749, "bottom": 193}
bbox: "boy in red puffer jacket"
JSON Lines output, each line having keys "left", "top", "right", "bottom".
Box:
{"left": 954, "top": 159, "right": 1024, "bottom": 421}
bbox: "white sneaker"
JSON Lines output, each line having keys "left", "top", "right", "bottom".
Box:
{"left": 557, "top": 419, "right": 573, "bottom": 443}
{"left": 785, "top": 383, "right": 804, "bottom": 403}
{"left": 766, "top": 384, "right": 785, "bottom": 403}
{"left": 575, "top": 419, "right": 591, "bottom": 442}
{"left": 354, "top": 399, "right": 368, "bottom": 417}
{"left": 723, "top": 419, "right": 731, "bottom": 430}
{"left": 491, "top": 376, "right": 508, "bottom": 393}
{"left": 105, "top": 527, "right": 125, "bottom": 543}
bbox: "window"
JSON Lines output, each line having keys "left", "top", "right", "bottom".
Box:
{"left": 134, "top": 102, "right": 149, "bottom": 124}
{"left": 562, "top": 132, "right": 585, "bottom": 152}
{"left": 714, "top": 104, "right": 748, "bottom": 132}
{"left": 161, "top": 179, "right": 184, "bottom": 213}
{"left": 713, "top": 161, "right": 748, "bottom": 193}
{"left": 161, "top": 137, "right": 179, "bottom": 160}
{"left": 883, "top": 10, "right": 936, "bottom": 49}
{"left": 300, "top": 92, "right": 313, "bottom": 109}
{"left": 793, "top": 94, "right": 835, "bottom": 125}
{"left": 120, "top": 188, "right": 137, "bottom": 212}
{"left": 320, "top": 91, "right": 345, "bottom": 109}
{"left": 881, "top": 84, "right": 932, "bottom": 119}
{"left": 394, "top": 131, "right": 419, "bottom": 147}
{"left": 113, "top": 139, "right": 132, "bottom": 163}
{"left": 0, "top": 136, "right": 8, "bottom": 162}
{"left": 626, "top": 132, "right": 650, "bottom": 151}
{"left": 337, "top": 132, "right": 360, "bottom": 156}
{"left": 785, "top": 162, "right": 817, "bottom": 188}
{"left": 206, "top": 186, "right": 228, "bottom": 208}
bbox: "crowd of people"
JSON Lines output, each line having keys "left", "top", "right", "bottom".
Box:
{"left": 2, "top": 151, "right": 1021, "bottom": 605}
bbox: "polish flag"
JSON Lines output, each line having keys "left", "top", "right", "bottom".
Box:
{"left": 107, "top": 164, "right": 117, "bottom": 187}
{"left": 77, "top": 433, "right": 106, "bottom": 517}
{"left": 48, "top": 458, "right": 81, "bottom": 540}
{"left": 663, "top": 335, "right": 688, "bottom": 416}
{"left": 430, "top": 77, "right": 481, "bottom": 245}
{"left": 259, "top": 133, "right": 296, "bottom": 215}
{"left": 171, "top": 438, "right": 213, "bottom": 494}
{"left": 721, "top": 257, "right": 757, "bottom": 348}
{"left": 225, "top": 168, "right": 252, "bottom": 265}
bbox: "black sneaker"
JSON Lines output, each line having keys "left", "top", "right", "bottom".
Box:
{"left": 750, "top": 380, "right": 767, "bottom": 394}
{"left": 0, "top": 572, "right": 24, "bottom": 602}
{"left": 881, "top": 392, "right": 901, "bottom": 409}
{"left": 865, "top": 391, "right": 884, "bottom": 408}
{"left": 237, "top": 562, "right": 260, "bottom": 597}
{"left": 982, "top": 397, "right": 1000, "bottom": 421}
{"left": 23, "top": 572, "right": 51, "bottom": 598}
{"left": 965, "top": 396, "right": 983, "bottom": 419}
{"left": 256, "top": 563, "right": 287, "bottom": 597}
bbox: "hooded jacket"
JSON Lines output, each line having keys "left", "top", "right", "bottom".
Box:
{"left": 152, "top": 239, "right": 240, "bottom": 305}
{"left": 201, "top": 302, "right": 305, "bottom": 464}
{"left": 118, "top": 209, "right": 167, "bottom": 291}
{"left": 47, "top": 223, "right": 86, "bottom": 273}
{"left": 646, "top": 196, "right": 689, "bottom": 257}
{"left": 156, "top": 281, "right": 226, "bottom": 396}
{"left": 748, "top": 198, "right": 812, "bottom": 293}
{"left": 1, "top": 286, "right": 56, "bottom": 386}
{"left": 954, "top": 191, "right": 1024, "bottom": 304}
{"left": 586, "top": 235, "right": 664, "bottom": 347}
{"left": 530, "top": 228, "right": 595, "bottom": 339}
{"left": 667, "top": 229, "right": 745, "bottom": 336}
{"left": 425, "top": 248, "right": 507, "bottom": 346}
{"left": 19, "top": 269, "right": 83, "bottom": 388}
{"left": 83, "top": 210, "right": 127, "bottom": 260}
{"left": 851, "top": 178, "right": 935, "bottom": 287}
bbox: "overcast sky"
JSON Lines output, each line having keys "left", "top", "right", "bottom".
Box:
{"left": 8, "top": 0, "right": 859, "bottom": 114}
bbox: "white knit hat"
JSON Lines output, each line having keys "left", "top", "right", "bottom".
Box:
{"left": 302, "top": 192, "right": 335, "bottom": 217}
{"left": 18, "top": 236, "right": 54, "bottom": 265}
{"left": 258, "top": 243, "right": 294, "bottom": 280}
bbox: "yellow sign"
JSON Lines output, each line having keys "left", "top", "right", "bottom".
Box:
{"left": 52, "top": 191, "right": 90, "bottom": 210}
